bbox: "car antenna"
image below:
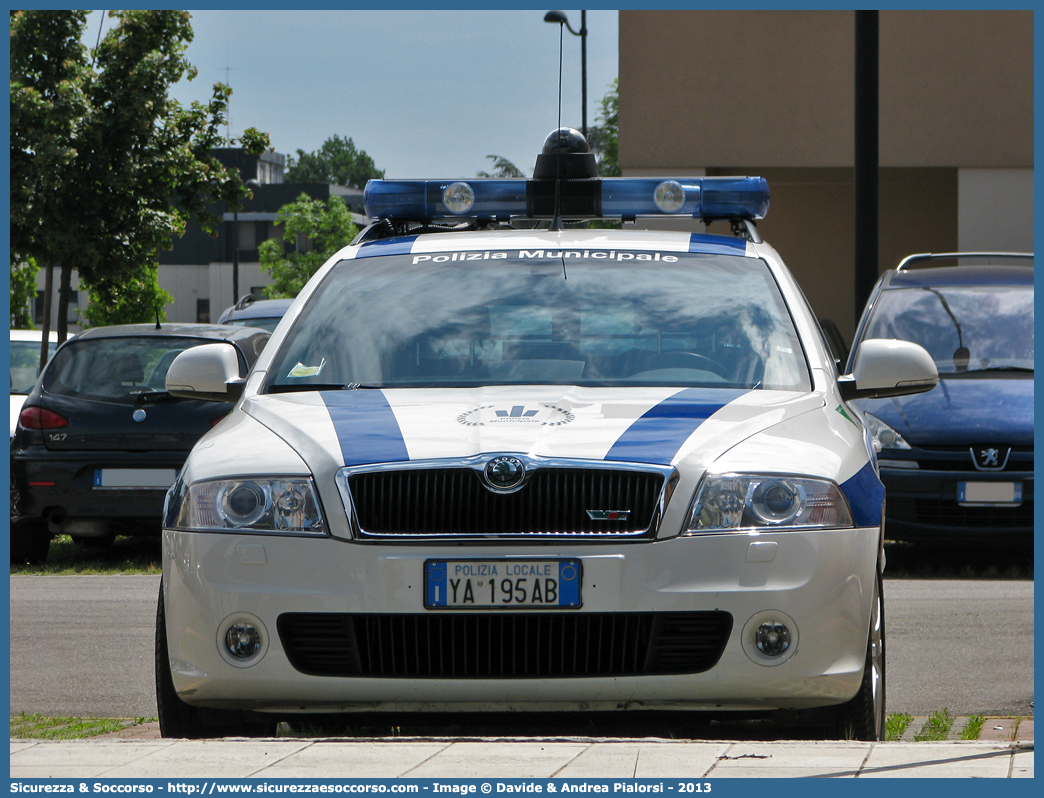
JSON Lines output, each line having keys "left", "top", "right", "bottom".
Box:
{"left": 549, "top": 11, "right": 565, "bottom": 232}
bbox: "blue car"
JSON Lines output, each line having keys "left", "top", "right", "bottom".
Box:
{"left": 849, "top": 252, "right": 1033, "bottom": 547}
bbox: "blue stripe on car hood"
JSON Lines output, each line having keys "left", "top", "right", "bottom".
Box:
{"left": 605, "top": 388, "right": 747, "bottom": 465}
{"left": 320, "top": 390, "right": 410, "bottom": 466}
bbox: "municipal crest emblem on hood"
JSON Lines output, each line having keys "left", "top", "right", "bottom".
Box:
{"left": 457, "top": 404, "right": 575, "bottom": 427}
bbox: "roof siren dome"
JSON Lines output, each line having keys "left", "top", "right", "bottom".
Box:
{"left": 533, "top": 127, "right": 599, "bottom": 180}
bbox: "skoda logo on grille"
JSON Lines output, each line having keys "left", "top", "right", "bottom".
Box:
{"left": 484, "top": 456, "right": 527, "bottom": 492}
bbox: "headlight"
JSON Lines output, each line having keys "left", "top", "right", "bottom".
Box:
{"left": 172, "top": 477, "right": 326, "bottom": 535}
{"left": 685, "top": 474, "right": 853, "bottom": 533}
{"left": 863, "top": 412, "right": 912, "bottom": 451}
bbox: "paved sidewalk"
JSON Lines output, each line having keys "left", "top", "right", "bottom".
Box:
{"left": 10, "top": 735, "right": 1034, "bottom": 779}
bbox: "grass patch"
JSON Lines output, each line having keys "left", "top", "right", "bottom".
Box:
{"left": 913, "top": 708, "right": 954, "bottom": 741}
{"left": 10, "top": 535, "right": 161, "bottom": 576}
{"left": 10, "top": 713, "right": 156, "bottom": 740}
{"left": 884, "top": 712, "right": 913, "bottom": 741}
{"left": 960, "top": 714, "right": 986, "bottom": 740}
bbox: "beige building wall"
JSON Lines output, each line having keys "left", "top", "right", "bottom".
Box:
{"left": 619, "top": 9, "right": 1033, "bottom": 340}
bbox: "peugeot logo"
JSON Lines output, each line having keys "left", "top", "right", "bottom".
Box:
{"left": 971, "top": 445, "right": 1010, "bottom": 471}
{"left": 483, "top": 456, "right": 527, "bottom": 492}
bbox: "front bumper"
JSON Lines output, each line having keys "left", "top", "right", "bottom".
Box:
{"left": 162, "top": 526, "right": 879, "bottom": 715}
{"left": 880, "top": 467, "right": 1033, "bottom": 544}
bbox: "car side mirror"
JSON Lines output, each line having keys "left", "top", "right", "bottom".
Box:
{"left": 838, "top": 338, "right": 939, "bottom": 402}
{"left": 165, "top": 343, "right": 247, "bottom": 402}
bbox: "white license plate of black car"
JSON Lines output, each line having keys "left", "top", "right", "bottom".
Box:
{"left": 93, "top": 468, "right": 178, "bottom": 489}
{"left": 958, "top": 481, "right": 1022, "bottom": 506}
{"left": 424, "top": 559, "right": 582, "bottom": 609}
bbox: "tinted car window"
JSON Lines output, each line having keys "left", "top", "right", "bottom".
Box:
{"left": 864, "top": 285, "right": 1033, "bottom": 373}
{"left": 43, "top": 336, "right": 223, "bottom": 404}
{"left": 265, "top": 251, "right": 810, "bottom": 391}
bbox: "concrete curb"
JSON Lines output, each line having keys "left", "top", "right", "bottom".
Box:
{"left": 9, "top": 735, "right": 1035, "bottom": 779}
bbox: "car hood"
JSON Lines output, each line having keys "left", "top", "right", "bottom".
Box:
{"left": 854, "top": 374, "right": 1033, "bottom": 446}
{"left": 242, "top": 386, "right": 826, "bottom": 473}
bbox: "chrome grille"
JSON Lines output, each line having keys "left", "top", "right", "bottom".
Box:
{"left": 277, "top": 611, "right": 732, "bottom": 678}
{"left": 340, "top": 458, "right": 674, "bottom": 539}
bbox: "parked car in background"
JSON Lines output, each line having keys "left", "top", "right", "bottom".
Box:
{"left": 10, "top": 323, "right": 270, "bottom": 564}
{"left": 849, "top": 252, "right": 1033, "bottom": 547}
{"left": 10, "top": 329, "right": 58, "bottom": 440}
{"left": 218, "top": 296, "right": 293, "bottom": 332}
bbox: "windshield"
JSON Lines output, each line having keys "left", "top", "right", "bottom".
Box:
{"left": 864, "top": 285, "right": 1033, "bottom": 374}
{"left": 264, "top": 249, "right": 811, "bottom": 392}
{"left": 10, "top": 340, "right": 56, "bottom": 394}
{"left": 42, "top": 336, "right": 221, "bottom": 404}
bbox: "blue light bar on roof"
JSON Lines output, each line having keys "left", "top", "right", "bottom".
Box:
{"left": 362, "top": 176, "right": 769, "bottom": 223}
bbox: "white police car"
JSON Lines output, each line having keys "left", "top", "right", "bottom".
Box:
{"left": 157, "top": 130, "right": 939, "bottom": 740}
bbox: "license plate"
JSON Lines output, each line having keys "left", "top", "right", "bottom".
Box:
{"left": 425, "top": 559, "right": 582, "bottom": 609}
{"left": 93, "top": 468, "right": 177, "bottom": 489}
{"left": 958, "top": 481, "right": 1022, "bottom": 505}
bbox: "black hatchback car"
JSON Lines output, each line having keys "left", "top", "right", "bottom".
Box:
{"left": 849, "top": 252, "right": 1033, "bottom": 547}
{"left": 10, "top": 323, "right": 269, "bottom": 564}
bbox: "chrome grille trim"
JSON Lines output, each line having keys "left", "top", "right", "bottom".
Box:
{"left": 336, "top": 455, "right": 678, "bottom": 541}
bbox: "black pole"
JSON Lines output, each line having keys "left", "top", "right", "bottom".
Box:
{"left": 580, "top": 10, "right": 588, "bottom": 141}
{"left": 854, "top": 10, "right": 879, "bottom": 325}
{"left": 232, "top": 202, "right": 239, "bottom": 303}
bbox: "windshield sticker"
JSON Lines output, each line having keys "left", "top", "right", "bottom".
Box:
{"left": 412, "top": 250, "right": 679, "bottom": 265}
{"left": 287, "top": 358, "right": 326, "bottom": 379}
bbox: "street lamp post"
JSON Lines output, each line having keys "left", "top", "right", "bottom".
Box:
{"left": 544, "top": 10, "right": 588, "bottom": 141}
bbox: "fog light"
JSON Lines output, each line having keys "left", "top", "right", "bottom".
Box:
{"left": 755, "top": 621, "right": 791, "bottom": 657}
{"left": 225, "top": 623, "right": 262, "bottom": 659}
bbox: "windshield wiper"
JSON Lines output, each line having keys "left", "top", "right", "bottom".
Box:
{"left": 950, "top": 366, "right": 1034, "bottom": 375}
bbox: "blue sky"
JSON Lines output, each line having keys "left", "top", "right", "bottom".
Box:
{"left": 85, "top": 9, "right": 619, "bottom": 181}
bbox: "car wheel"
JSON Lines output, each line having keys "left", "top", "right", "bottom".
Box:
{"left": 833, "top": 567, "right": 886, "bottom": 741}
{"left": 10, "top": 520, "right": 51, "bottom": 565}
{"left": 155, "top": 584, "right": 278, "bottom": 739}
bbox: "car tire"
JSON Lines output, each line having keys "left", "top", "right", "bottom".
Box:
{"left": 832, "top": 567, "right": 886, "bottom": 741}
{"left": 10, "top": 519, "right": 51, "bottom": 565}
{"left": 155, "top": 584, "right": 278, "bottom": 739}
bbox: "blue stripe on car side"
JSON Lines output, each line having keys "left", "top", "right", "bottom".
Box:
{"left": 840, "top": 460, "right": 885, "bottom": 527}
{"left": 320, "top": 390, "right": 410, "bottom": 466}
{"left": 604, "top": 388, "right": 747, "bottom": 465}
{"left": 354, "top": 237, "right": 419, "bottom": 259}
{"left": 688, "top": 233, "right": 748, "bottom": 255}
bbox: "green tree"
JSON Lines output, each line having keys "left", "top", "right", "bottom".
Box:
{"left": 259, "top": 194, "right": 358, "bottom": 298}
{"left": 10, "top": 259, "right": 40, "bottom": 329}
{"left": 285, "top": 134, "right": 384, "bottom": 188}
{"left": 80, "top": 268, "right": 174, "bottom": 327}
{"left": 9, "top": 10, "right": 90, "bottom": 348}
{"left": 477, "top": 155, "right": 526, "bottom": 178}
{"left": 10, "top": 9, "right": 268, "bottom": 351}
{"left": 594, "top": 78, "right": 620, "bottom": 177}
